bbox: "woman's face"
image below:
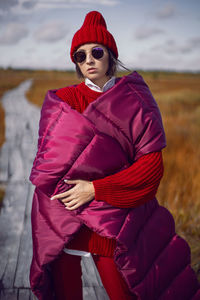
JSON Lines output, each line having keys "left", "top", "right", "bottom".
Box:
{"left": 75, "top": 43, "right": 110, "bottom": 88}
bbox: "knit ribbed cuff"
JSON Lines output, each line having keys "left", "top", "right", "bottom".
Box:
{"left": 93, "top": 177, "right": 114, "bottom": 204}
{"left": 93, "top": 152, "right": 163, "bottom": 208}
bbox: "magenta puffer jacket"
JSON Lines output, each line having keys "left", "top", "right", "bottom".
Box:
{"left": 30, "top": 72, "right": 200, "bottom": 299}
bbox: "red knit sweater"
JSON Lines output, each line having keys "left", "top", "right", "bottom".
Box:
{"left": 56, "top": 82, "right": 164, "bottom": 257}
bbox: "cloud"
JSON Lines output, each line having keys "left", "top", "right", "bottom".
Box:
{"left": 190, "top": 37, "right": 200, "bottom": 48}
{"left": 177, "top": 37, "right": 200, "bottom": 53}
{"left": 96, "top": 0, "right": 119, "bottom": 5}
{"left": 132, "top": 51, "right": 186, "bottom": 71}
{"left": 34, "top": 21, "right": 68, "bottom": 43}
{"left": 151, "top": 37, "right": 200, "bottom": 56}
{"left": 22, "top": 0, "right": 37, "bottom": 9}
{"left": 156, "top": 3, "right": 176, "bottom": 19}
{"left": 72, "top": 0, "right": 119, "bottom": 6}
{"left": 0, "top": 22, "right": 29, "bottom": 44}
{"left": 165, "top": 39, "right": 191, "bottom": 54}
{"left": 0, "top": 0, "right": 120, "bottom": 21}
{"left": 1, "top": 0, "right": 119, "bottom": 12}
{"left": 0, "top": 0, "right": 37, "bottom": 19}
{"left": 134, "top": 27, "right": 165, "bottom": 40}
{"left": 26, "top": 47, "right": 36, "bottom": 54}
{"left": 0, "top": 0, "right": 18, "bottom": 11}
{"left": 34, "top": 0, "right": 119, "bottom": 9}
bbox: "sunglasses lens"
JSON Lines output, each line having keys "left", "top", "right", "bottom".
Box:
{"left": 74, "top": 51, "right": 86, "bottom": 63}
{"left": 73, "top": 47, "right": 104, "bottom": 63}
{"left": 92, "top": 47, "right": 104, "bottom": 59}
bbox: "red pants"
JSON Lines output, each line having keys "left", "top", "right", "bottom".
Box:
{"left": 52, "top": 252, "right": 135, "bottom": 300}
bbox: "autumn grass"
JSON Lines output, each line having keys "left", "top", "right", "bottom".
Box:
{"left": 155, "top": 87, "right": 200, "bottom": 278}
{"left": 0, "top": 68, "right": 200, "bottom": 278}
{"left": 147, "top": 73, "right": 200, "bottom": 278}
{"left": 26, "top": 70, "right": 81, "bottom": 107}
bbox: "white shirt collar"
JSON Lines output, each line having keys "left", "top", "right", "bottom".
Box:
{"left": 85, "top": 77, "right": 116, "bottom": 93}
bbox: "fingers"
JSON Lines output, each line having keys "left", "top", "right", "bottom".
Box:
{"left": 50, "top": 179, "right": 92, "bottom": 211}
{"left": 50, "top": 179, "right": 80, "bottom": 200}
{"left": 63, "top": 198, "right": 82, "bottom": 210}
{"left": 65, "top": 202, "right": 81, "bottom": 211}
{"left": 62, "top": 196, "right": 75, "bottom": 203}
{"left": 64, "top": 179, "right": 79, "bottom": 185}
{"left": 51, "top": 192, "right": 69, "bottom": 200}
{"left": 64, "top": 199, "right": 77, "bottom": 208}
{"left": 50, "top": 187, "right": 76, "bottom": 200}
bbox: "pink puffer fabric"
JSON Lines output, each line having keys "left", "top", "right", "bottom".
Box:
{"left": 30, "top": 72, "right": 200, "bottom": 299}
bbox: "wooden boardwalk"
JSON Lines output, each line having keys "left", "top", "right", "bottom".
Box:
{"left": 0, "top": 81, "right": 109, "bottom": 300}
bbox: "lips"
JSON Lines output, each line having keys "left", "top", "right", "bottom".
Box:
{"left": 87, "top": 68, "right": 97, "bottom": 73}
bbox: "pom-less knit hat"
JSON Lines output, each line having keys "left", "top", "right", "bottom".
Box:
{"left": 70, "top": 11, "right": 118, "bottom": 63}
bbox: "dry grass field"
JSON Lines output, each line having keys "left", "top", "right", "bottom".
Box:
{"left": 0, "top": 68, "right": 199, "bottom": 278}
{"left": 150, "top": 73, "right": 200, "bottom": 277}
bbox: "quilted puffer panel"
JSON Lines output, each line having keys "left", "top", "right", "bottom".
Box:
{"left": 29, "top": 72, "right": 199, "bottom": 299}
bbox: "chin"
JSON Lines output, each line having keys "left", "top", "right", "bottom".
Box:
{"left": 88, "top": 74, "right": 100, "bottom": 81}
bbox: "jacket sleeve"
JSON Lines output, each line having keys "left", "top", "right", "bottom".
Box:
{"left": 93, "top": 151, "right": 163, "bottom": 208}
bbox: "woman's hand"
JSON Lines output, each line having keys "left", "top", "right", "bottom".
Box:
{"left": 51, "top": 179, "right": 95, "bottom": 210}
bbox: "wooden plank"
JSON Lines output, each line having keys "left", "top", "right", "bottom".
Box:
{"left": 14, "top": 184, "right": 34, "bottom": 288}
{"left": 0, "top": 289, "right": 18, "bottom": 300}
{"left": 0, "top": 79, "right": 39, "bottom": 184}
{"left": 29, "top": 291, "right": 36, "bottom": 300}
{"left": 0, "top": 183, "right": 29, "bottom": 288}
{"left": 0, "top": 82, "right": 39, "bottom": 298}
{"left": 18, "top": 289, "right": 31, "bottom": 300}
{"left": 0, "top": 80, "right": 110, "bottom": 299}
{"left": 0, "top": 143, "right": 9, "bottom": 182}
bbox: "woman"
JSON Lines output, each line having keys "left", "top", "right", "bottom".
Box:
{"left": 29, "top": 11, "right": 200, "bottom": 300}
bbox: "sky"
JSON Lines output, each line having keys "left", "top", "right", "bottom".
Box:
{"left": 0, "top": 0, "right": 200, "bottom": 71}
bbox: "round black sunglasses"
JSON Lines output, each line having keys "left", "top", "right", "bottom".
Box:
{"left": 73, "top": 47, "right": 104, "bottom": 63}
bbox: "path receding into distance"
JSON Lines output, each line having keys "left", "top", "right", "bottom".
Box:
{"left": 0, "top": 80, "right": 108, "bottom": 300}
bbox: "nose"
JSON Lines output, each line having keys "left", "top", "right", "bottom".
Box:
{"left": 85, "top": 52, "right": 94, "bottom": 64}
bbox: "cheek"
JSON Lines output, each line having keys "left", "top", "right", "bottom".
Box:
{"left": 101, "top": 56, "right": 109, "bottom": 72}
{"left": 78, "top": 64, "right": 86, "bottom": 75}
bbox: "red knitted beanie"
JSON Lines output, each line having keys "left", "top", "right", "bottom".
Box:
{"left": 70, "top": 11, "right": 118, "bottom": 63}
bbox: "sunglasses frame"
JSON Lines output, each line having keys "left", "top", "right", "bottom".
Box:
{"left": 73, "top": 47, "right": 105, "bottom": 63}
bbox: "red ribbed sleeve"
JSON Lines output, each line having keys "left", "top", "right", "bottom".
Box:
{"left": 93, "top": 151, "right": 163, "bottom": 208}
